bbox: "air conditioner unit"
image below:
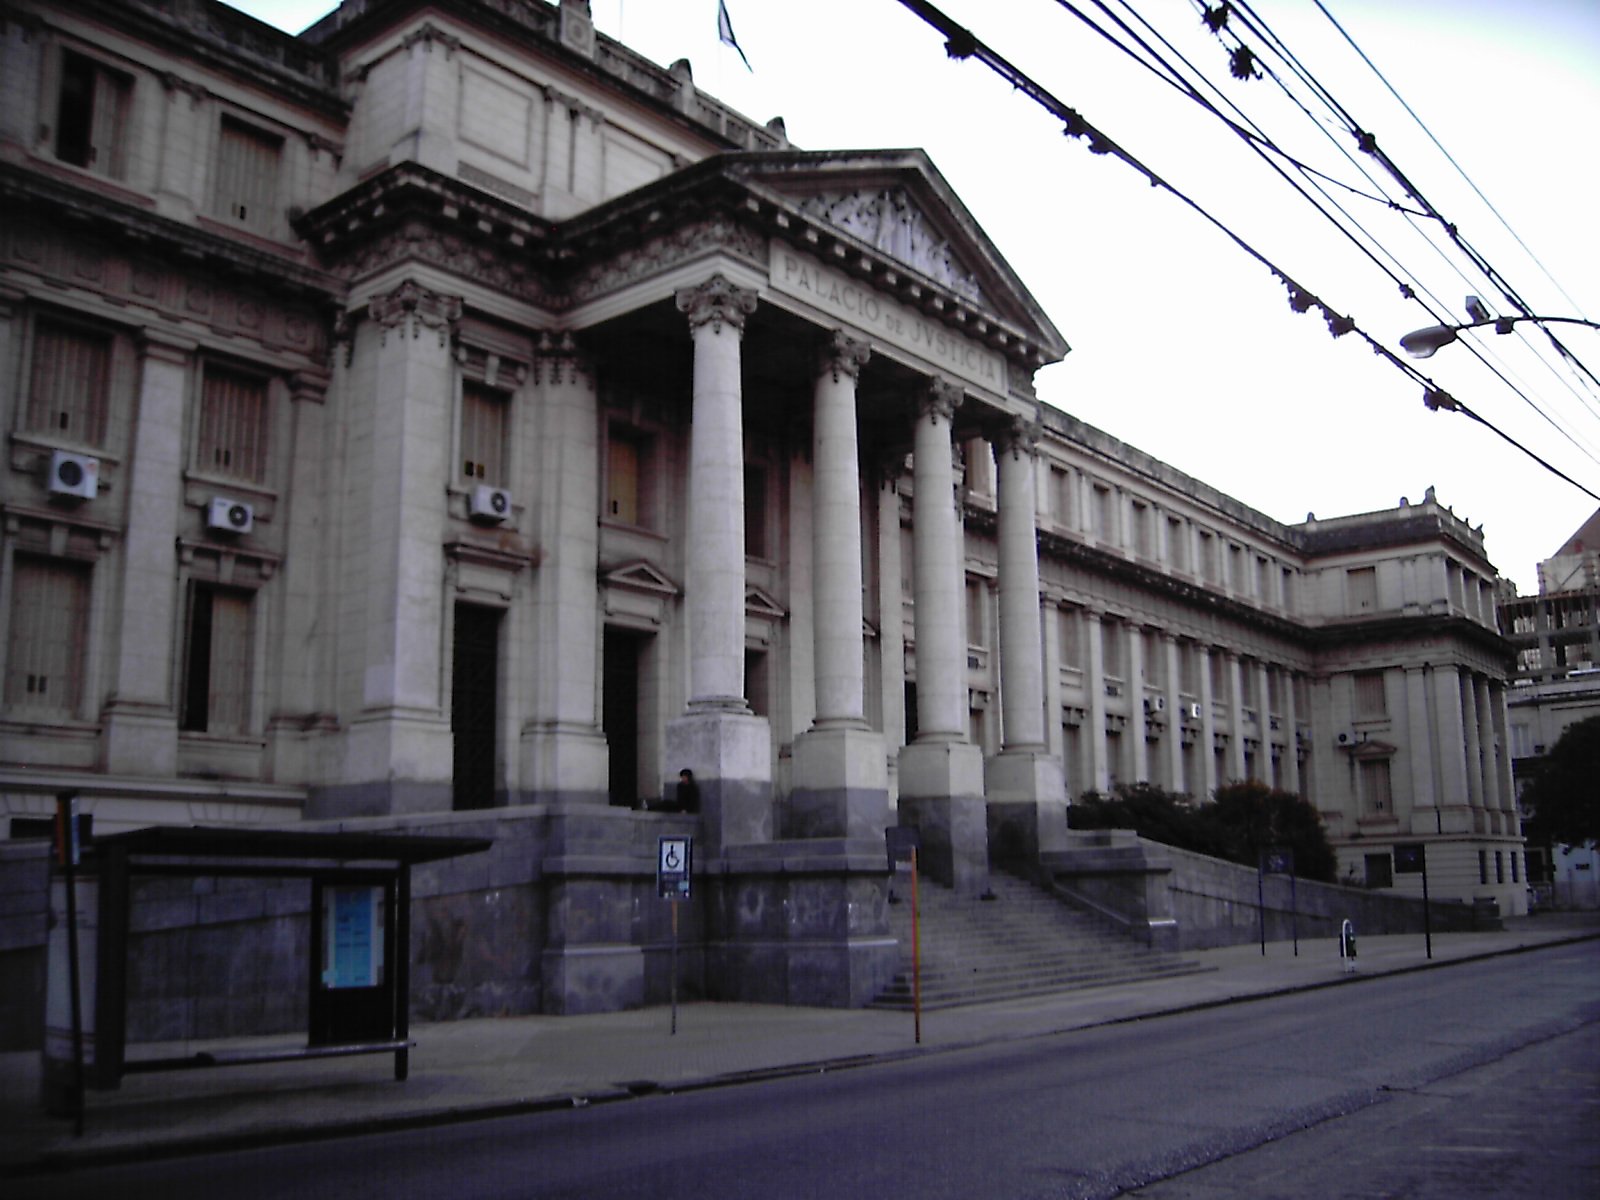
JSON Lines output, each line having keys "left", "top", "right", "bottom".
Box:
{"left": 469, "top": 485, "right": 513, "bottom": 523}
{"left": 205, "top": 496, "right": 254, "bottom": 535}
{"left": 1144, "top": 695, "right": 1166, "bottom": 713}
{"left": 1185, "top": 702, "right": 1204, "bottom": 720}
{"left": 1335, "top": 729, "right": 1367, "bottom": 749}
{"left": 47, "top": 450, "right": 99, "bottom": 500}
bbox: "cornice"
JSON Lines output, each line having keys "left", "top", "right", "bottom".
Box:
{"left": 0, "top": 162, "right": 341, "bottom": 301}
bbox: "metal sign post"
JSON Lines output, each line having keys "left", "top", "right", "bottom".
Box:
{"left": 657, "top": 837, "right": 692, "bottom": 1036}
{"left": 886, "top": 828, "right": 922, "bottom": 1044}
{"left": 55, "top": 792, "right": 85, "bottom": 1136}
{"left": 1260, "top": 847, "right": 1296, "bottom": 957}
{"left": 1394, "top": 842, "right": 1430, "bottom": 959}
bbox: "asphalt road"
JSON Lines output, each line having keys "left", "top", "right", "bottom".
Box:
{"left": 19, "top": 941, "right": 1599, "bottom": 1200}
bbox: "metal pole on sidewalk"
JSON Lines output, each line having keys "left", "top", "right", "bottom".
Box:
{"left": 1421, "top": 861, "right": 1432, "bottom": 960}
{"left": 911, "top": 848, "right": 921, "bottom": 1046}
{"left": 1257, "top": 863, "right": 1266, "bottom": 956}
{"left": 58, "top": 792, "right": 85, "bottom": 1137}
{"left": 670, "top": 898, "right": 679, "bottom": 1036}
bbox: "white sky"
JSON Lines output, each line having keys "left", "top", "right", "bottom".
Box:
{"left": 234, "top": 0, "right": 1600, "bottom": 595}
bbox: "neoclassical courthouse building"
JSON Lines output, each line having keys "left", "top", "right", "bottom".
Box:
{"left": 0, "top": 0, "right": 1526, "bottom": 1009}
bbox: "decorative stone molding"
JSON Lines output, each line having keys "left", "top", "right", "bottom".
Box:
{"left": 403, "top": 23, "right": 461, "bottom": 57}
{"left": 675, "top": 274, "right": 757, "bottom": 336}
{"left": 341, "top": 220, "right": 557, "bottom": 308}
{"left": 289, "top": 369, "right": 332, "bottom": 405}
{"left": 796, "top": 188, "right": 983, "bottom": 303}
{"left": 368, "top": 280, "right": 462, "bottom": 347}
{"left": 994, "top": 414, "right": 1042, "bottom": 461}
{"left": 533, "top": 331, "right": 592, "bottom": 387}
{"left": 559, "top": 0, "right": 596, "bottom": 58}
{"left": 918, "top": 378, "right": 962, "bottom": 425}
{"left": 817, "top": 328, "right": 870, "bottom": 383}
{"left": 575, "top": 219, "right": 764, "bottom": 306}
{"left": 332, "top": 308, "right": 356, "bottom": 367}
{"left": 160, "top": 72, "right": 209, "bottom": 106}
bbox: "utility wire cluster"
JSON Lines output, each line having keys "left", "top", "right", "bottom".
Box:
{"left": 891, "top": 0, "right": 1599, "bottom": 502}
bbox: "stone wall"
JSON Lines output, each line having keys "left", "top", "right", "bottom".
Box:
{"left": 0, "top": 841, "right": 49, "bottom": 1051}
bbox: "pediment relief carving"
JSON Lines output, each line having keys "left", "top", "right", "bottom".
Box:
{"left": 795, "top": 188, "right": 984, "bottom": 304}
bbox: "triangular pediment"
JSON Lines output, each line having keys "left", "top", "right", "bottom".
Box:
{"left": 602, "top": 560, "right": 679, "bottom": 597}
{"left": 746, "top": 585, "right": 787, "bottom": 620}
{"left": 727, "top": 150, "right": 1068, "bottom": 363}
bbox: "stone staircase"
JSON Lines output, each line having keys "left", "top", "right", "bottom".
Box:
{"left": 870, "top": 871, "right": 1210, "bottom": 1011}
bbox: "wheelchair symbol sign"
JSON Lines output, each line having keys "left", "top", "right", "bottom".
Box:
{"left": 657, "top": 837, "right": 692, "bottom": 900}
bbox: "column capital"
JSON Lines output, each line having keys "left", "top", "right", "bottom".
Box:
{"left": 289, "top": 368, "right": 332, "bottom": 405}
{"left": 817, "top": 328, "right": 871, "bottom": 383}
{"left": 917, "top": 377, "right": 962, "bottom": 425}
{"left": 368, "top": 280, "right": 461, "bottom": 348}
{"left": 137, "top": 328, "right": 199, "bottom": 365}
{"left": 676, "top": 273, "right": 757, "bottom": 336}
{"left": 994, "top": 413, "right": 1042, "bottom": 460}
{"left": 534, "top": 330, "right": 593, "bottom": 387}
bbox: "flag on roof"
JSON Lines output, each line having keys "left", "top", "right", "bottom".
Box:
{"left": 718, "top": 1, "right": 752, "bottom": 71}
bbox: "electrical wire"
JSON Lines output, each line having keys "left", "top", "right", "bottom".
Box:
{"left": 888, "top": 0, "right": 1599, "bottom": 501}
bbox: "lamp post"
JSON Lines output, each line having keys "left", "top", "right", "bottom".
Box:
{"left": 1400, "top": 314, "right": 1600, "bottom": 359}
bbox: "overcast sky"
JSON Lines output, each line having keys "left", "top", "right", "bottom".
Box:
{"left": 234, "top": 0, "right": 1600, "bottom": 594}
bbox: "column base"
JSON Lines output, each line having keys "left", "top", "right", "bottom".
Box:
{"left": 788, "top": 724, "right": 889, "bottom": 840}
{"left": 100, "top": 700, "right": 177, "bottom": 776}
{"left": 985, "top": 750, "right": 1069, "bottom": 866}
{"left": 518, "top": 723, "right": 611, "bottom": 806}
{"left": 665, "top": 709, "right": 773, "bottom": 856}
{"left": 897, "top": 740, "right": 988, "bottom": 893}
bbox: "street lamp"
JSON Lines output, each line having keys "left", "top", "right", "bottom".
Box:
{"left": 1400, "top": 313, "right": 1600, "bottom": 359}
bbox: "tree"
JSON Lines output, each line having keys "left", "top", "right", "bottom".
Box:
{"left": 1521, "top": 715, "right": 1600, "bottom": 849}
{"left": 1203, "top": 781, "right": 1338, "bottom": 883}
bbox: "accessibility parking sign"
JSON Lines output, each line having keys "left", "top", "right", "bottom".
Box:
{"left": 657, "top": 836, "right": 692, "bottom": 900}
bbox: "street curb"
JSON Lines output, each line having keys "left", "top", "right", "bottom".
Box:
{"left": 5, "top": 930, "right": 1596, "bottom": 1178}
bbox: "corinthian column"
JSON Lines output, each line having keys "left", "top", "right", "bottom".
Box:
{"left": 664, "top": 274, "right": 771, "bottom": 854}
{"left": 897, "top": 379, "right": 988, "bottom": 891}
{"left": 791, "top": 331, "right": 888, "bottom": 840}
{"left": 985, "top": 416, "right": 1068, "bottom": 863}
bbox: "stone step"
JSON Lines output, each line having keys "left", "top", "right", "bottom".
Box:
{"left": 869, "top": 870, "right": 1209, "bottom": 1011}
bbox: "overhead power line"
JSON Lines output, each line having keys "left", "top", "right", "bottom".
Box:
{"left": 887, "top": 0, "right": 1599, "bottom": 502}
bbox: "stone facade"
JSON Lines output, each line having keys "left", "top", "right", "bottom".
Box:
{"left": 1, "top": 0, "right": 1526, "bottom": 1024}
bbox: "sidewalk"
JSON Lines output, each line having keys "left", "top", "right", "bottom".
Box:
{"left": 4, "top": 913, "right": 1596, "bottom": 1176}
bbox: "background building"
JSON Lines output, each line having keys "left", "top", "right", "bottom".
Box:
{"left": 0, "top": 0, "right": 1525, "bottom": 1018}
{"left": 1500, "top": 509, "right": 1600, "bottom": 906}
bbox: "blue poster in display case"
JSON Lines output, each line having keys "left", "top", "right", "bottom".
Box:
{"left": 323, "top": 885, "right": 385, "bottom": 989}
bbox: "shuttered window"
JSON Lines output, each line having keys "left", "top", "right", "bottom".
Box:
{"left": 197, "top": 365, "right": 270, "bottom": 483}
{"left": 606, "top": 432, "right": 643, "bottom": 525}
{"left": 213, "top": 117, "right": 282, "bottom": 231}
{"left": 1347, "top": 566, "right": 1378, "bottom": 612}
{"left": 5, "top": 555, "right": 91, "bottom": 716}
{"left": 1354, "top": 671, "right": 1387, "bottom": 718}
{"left": 460, "top": 383, "right": 509, "bottom": 485}
{"left": 56, "top": 51, "right": 131, "bottom": 178}
{"left": 27, "top": 317, "right": 111, "bottom": 446}
{"left": 1359, "top": 759, "right": 1392, "bottom": 817}
{"left": 181, "top": 583, "right": 253, "bottom": 734}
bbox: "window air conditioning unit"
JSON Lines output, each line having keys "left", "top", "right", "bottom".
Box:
{"left": 205, "top": 496, "right": 254, "bottom": 535}
{"left": 1185, "top": 702, "right": 1204, "bottom": 720}
{"left": 47, "top": 450, "right": 99, "bottom": 500}
{"left": 1144, "top": 696, "right": 1166, "bottom": 713}
{"left": 469, "top": 485, "right": 512, "bottom": 523}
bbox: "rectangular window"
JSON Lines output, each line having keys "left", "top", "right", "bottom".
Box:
{"left": 1049, "top": 466, "right": 1071, "bottom": 527}
{"left": 1131, "top": 502, "right": 1152, "bottom": 558}
{"left": 1495, "top": 850, "right": 1505, "bottom": 884}
{"left": 1166, "top": 517, "right": 1187, "bottom": 572}
{"left": 4, "top": 555, "right": 91, "bottom": 716}
{"left": 1281, "top": 567, "right": 1296, "bottom": 614}
{"left": 213, "top": 116, "right": 282, "bottom": 231}
{"left": 1511, "top": 851, "right": 1520, "bottom": 883}
{"left": 1353, "top": 671, "right": 1387, "bottom": 718}
{"left": 966, "top": 578, "right": 985, "bottom": 648}
{"left": 1142, "top": 629, "right": 1163, "bottom": 685}
{"left": 605, "top": 430, "right": 645, "bottom": 526}
{"left": 1093, "top": 484, "right": 1114, "bottom": 543}
{"left": 1198, "top": 531, "right": 1217, "bottom": 583}
{"left": 1102, "top": 620, "right": 1124, "bottom": 682}
{"left": 197, "top": 364, "right": 270, "bottom": 483}
{"left": 1478, "top": 849, "right": 1488, "bottom": 885}
{"left": 1179, "top": 642, "right": 1197, "bottom": 694}
{"left": 26, "top": 316, "right": 112, "bottom": 446}
{"left": 1364, "top": 853, "right": 1393, "bottom": 889}
{"left": 1058, "top": 607, "right": 1081, "bottom": 671}
{"left": 1359, "top": 759, "right": 1392, "bottom": 817}
{"left": 55, "top": 51, "right": 131, "bottom": 178}
{"left": 1228, "top": 544, "right": 1245, "bottom": 592}
{"left": 745, "top": 464, "right": 768, "bottom": 558}
{"left": 1347, "top": 566, "right": 1378, "bottom": 612}
{"left": 181, "top": 583, "right": 253, "bottom": 734}
{"left": 1256, "top": 556, "right": 1271, "bottom": 602}
{"left": 459, "top": 382, "right": 509, "bottom": 486}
